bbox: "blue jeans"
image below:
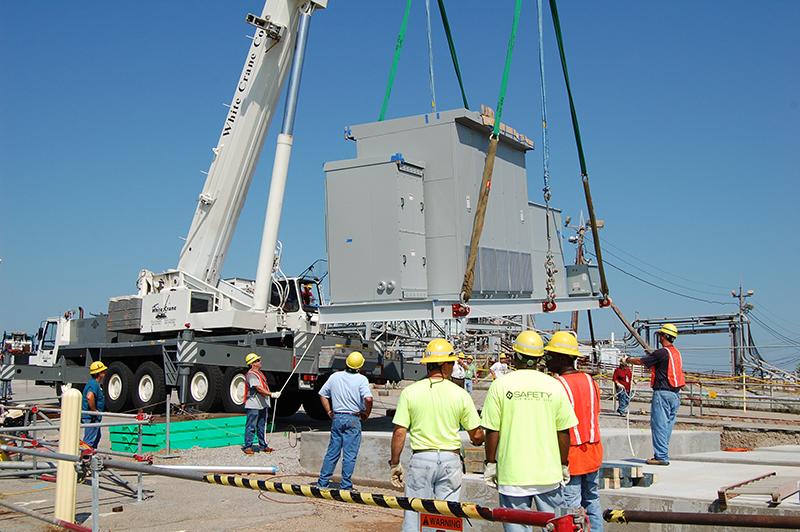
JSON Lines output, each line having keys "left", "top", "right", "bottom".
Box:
{"left": 563, "top": 470, "right": 602, "bottom": 531}
{"left": 651, "top": 389, "right": 680, "bottom": 461}
{"left": 82, "top": 416, "right": 102, "bottom": 448}
{"left": 498, "top": 487, "right": 563, "bottom": 532}
{"left": 244, "top": 408, "right": 268, "bottom": 450}
{"left": 318, "top": 414, "right": 362, "bottom": 490}
{"left": 616, "top": 387, "right": 630, "bottom": 415}
{"left": 403, "top": 451, "right": 462, "bottom": 532}
{"left": 464, "top": 379, "right": 473, "bottom": 394}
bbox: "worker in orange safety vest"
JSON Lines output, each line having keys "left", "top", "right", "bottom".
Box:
{"left": 544, "top": 331, "right": 603, "bottom": 532}
{"left": 623, "top": 323, "right": 685, "bottom": 466}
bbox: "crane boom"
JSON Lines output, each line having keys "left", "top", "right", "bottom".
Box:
{"left": 177, "top": 0, "right": 309, "bottom": 285}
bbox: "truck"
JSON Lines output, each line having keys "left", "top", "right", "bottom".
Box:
{"left": 4, "top": 0, "right": 606, "bottom": 416}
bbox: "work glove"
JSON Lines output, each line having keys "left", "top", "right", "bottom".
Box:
{"left": 271, "top": 391, "right": 281, "bottom": 399}
{"left": 562, "top": 464, "right": 571, "bottom": 484}
{"left": 390, "top": 463, "right": 404, "bottom": 489}
{"left": 483, "top": 462, "right": 498, "bottom": 489}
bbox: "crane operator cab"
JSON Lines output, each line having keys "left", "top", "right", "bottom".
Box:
{"left": 269, "top": 277, "right": 321, "bottom": 331}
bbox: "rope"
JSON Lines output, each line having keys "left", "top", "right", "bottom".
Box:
{"left": 379, "top": 0, "right": 413, "bottom": 121}
{"left": 460, "top": 0, "right": 523, "bottom": 302}
{"left": 436, "top": 0, "right": 469, "bottom": 109}
{"left": 536, "top": 0, "right": 557, "bottom": 307}
{"left": 269, "top": 332, "right": 320, "bottom": 435}
{"left": 424, "top": 0, "right": 437, "bottom": 112}
{"left": 547, "top": 0, "right": 609, "bottom": 297}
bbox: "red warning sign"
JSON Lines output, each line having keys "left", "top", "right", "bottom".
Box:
{"left": 419, "top": 513, "right": 463, "bottom": 532}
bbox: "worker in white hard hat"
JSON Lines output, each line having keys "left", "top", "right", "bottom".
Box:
{"left": 390, "top": 338, "right": 484, "bottom": 532}
{"left": 316, "top": 351, "right": 373, "bottom": 491}
{"left": 82, "top": 361, "right": 108, "bottom": 448}
{"left": 242, "top": 352, "right": 280, "bottom": 455}
{"left": 622, "top": 323, "right": 685, "bottom": 465}
{"left": 545, "top": 331, "right": 604, "bottom": 532}
{"left": 481, "top": 331, "right": 578, "bottom": 532}
{"left": 463, "top": 354, "right": 477, "bottom": 394}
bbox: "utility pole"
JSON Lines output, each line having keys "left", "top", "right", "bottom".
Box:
{"left": 565, "top": 213, "right": 603, "bottom": 363}
{"left": 731, "top": 283, "right": 754, "bottom": 375}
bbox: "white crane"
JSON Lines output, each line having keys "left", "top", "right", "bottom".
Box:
{"left": 137, "top": 0, "right": 326, "bottom": 333}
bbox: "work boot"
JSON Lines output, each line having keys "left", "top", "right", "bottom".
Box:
{"left": 259, "top": 446, "right": 274, "bottom": 453}
{"left": 242, "top": 447, "right": 255, "bottom": 455}
{"left": 645, "top": 457, "right": 669, "bottom": 466}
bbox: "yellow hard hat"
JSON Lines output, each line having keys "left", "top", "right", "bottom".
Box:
{"left": 420, "top": 338, "right": 458, "bottom": 364}
{"left": 513, "top": 330, "right": 544, "bottom": 357}
{"left": 245, "top": 352, "right": 261, "bottom": 366}
{"left": 89, "top": 361, "right": 108, "bottom": 375}
{"left": 457, "top": 352, "right": 466, "bottom": 359}
{"left": 346, "top": 351, "right": 365, "bottom": 369}
{"left": 544, "top": 331, "right": 582, "bottom": 357}
{"left": 657, "top": 323, "right": 679, "bottom": 339}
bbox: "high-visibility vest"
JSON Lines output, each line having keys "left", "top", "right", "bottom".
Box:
{"left": 650, "top": 345, "right": 685, "bottom": 389}
{"left": 243, "top": 369, "right": 269, "bottom": 403}
{"left": 556, "top": 372, "right": 601, "bottom": 445}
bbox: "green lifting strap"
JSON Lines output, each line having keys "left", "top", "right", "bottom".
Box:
{"left": 548, "top": 0, "right": 609, "bottom": 297}
{"left": 436, "top": 0, "right": 469, "bottom": 109}
{"left": 460, "top": 0, "right": 523, "bottom": 303}
{"left": 493, "top": 0, "right": 523, "bottom": 136}
{"left": 378, "top": 0, "right": 413, "bottom": 121}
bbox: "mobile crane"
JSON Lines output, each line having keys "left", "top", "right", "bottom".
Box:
{"left": 5, "top": 0, "right": 371, "bottom": 419}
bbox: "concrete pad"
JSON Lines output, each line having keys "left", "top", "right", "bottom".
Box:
{"left": 299, "top": 428, "right": 720, "bottom": 483}
{"left": 672, "top": 445, "right": 800, "bottom": 467}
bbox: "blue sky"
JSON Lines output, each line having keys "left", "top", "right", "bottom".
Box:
{"left": 1, "top": 1, "right": 798, "bottom": 371}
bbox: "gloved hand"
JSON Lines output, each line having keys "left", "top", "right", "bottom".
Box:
{"left": 483, "top": 462, "right": 498, "bottom": 489}
{"left": 390, "top": 463, "right": 404, "bottom": 488}
{"left": 562, "top": 464, "right": 571, "bottom": 484}
{"left": 271, "top": 391, "right": 281, "bottom": 399}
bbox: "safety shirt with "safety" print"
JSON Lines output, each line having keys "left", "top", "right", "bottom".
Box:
{"left": 556, "top": 372, "right": 603, "bottom": 475}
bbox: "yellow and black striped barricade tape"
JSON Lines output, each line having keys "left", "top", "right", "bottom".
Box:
{"left": 202, "top": 474, "right": 584, "bottom": 530}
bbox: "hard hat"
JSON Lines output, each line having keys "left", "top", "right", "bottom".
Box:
{"left": 89, "top": 361, "right": 108, "bottom": 375}
{"left": 245, "top": 352, "right": 261, "bottom": 366}
{"left": 346, "top": 351, "right": 365, "bottom": 369}
{"left": 544, "top": 331, "right": 583, "bottom": 357}
{"left": 657, "top": 323, "right": 679, "bottom": 339}
{"left": 513, "top": 330, "right": 545, "bottom": 357}
{"left": 420, "top": 338, "right": 458, "bottom": 364}
{"left": 457, "top": 352, "right": 466, "bottom": 359}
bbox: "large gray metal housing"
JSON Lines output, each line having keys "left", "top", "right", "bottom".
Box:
{"left": 324, "top": 108, "right": 571, "bottom": 305}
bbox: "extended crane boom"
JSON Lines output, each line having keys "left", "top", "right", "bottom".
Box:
{"left": 177, "top": 0, "right": 316, "bottom": 286}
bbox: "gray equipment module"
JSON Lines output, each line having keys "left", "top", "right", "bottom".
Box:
{"left": 324, "top": 108, "right": 575, "bottom": 306}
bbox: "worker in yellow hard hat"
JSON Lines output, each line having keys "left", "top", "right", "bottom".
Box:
{"left": 450, "top": 352, "right": 467, "bottom": 388}
{"left": 82, "top": 361, "right": 108, "bottom": 448}
{"left": 481, "top": 330, "right": 578, "bottom": 529}
{"left": 242, "top": 353, "right": 280, "bottom": 455}
{"left": 544, "top": 331, "right": 604, "bottom": 532}
{"left": 316, "top": 351, "right": 373, "bottom": 490}
{"left": 623, "top": 323, "right": 685, "bottom": 466}
{"left": 390, "top": 338, "right": 484, "bottom": 532}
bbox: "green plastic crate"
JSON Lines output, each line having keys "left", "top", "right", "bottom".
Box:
{"left": 108, "top": 415, "right": 271, "bottom": 453}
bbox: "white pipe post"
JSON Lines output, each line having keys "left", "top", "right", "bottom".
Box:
{"left": 54, "top": 388, "right": 81, "bottom": 524}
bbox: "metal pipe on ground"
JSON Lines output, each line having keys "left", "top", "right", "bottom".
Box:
{"left": 0, "top": 460, "right": 55, "bottom": 469}
{"left": 604, "top": 509, "right": 800, "bottom": 529}
{"left": 0, "top": 467, "right": 58, "bottom": 478}
{"left": 0, "top": 499, "right": 91, "bottom": 532}
{"left": 0, "top": 419, "right": 149, "bottom": 433}
{"left": 153, "top": 465, "right": 279, "bottom": 474}
{"left": 5, "top": 404, "right": 144, "bottom": 419}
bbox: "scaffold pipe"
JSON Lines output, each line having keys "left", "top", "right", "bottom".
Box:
{"left": 604, "top": 509, "right": 800, "bottom": 529}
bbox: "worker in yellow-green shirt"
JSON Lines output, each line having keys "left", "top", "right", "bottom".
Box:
{"left": 390, "top": 338, "right": 484, "bottom": 532}
{"left": 482, "top": 330, "right": 578, "bottom": 532}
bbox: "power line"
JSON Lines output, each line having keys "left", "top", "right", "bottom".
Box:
{"left": 590, "top": 235, "right": 732, "bottom": 290}
{"left": 587, "top": 242, "right": 730, "bottom": 297}
{"left": 587, "top": 253, "right": 734, "bottom": 305}
{"left": 749, "top": 311, "right": 800, "bottom": 346}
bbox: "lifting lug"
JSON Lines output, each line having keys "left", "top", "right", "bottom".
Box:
{"left": 245, "top": 13, "right": 285, "bottom": 41}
